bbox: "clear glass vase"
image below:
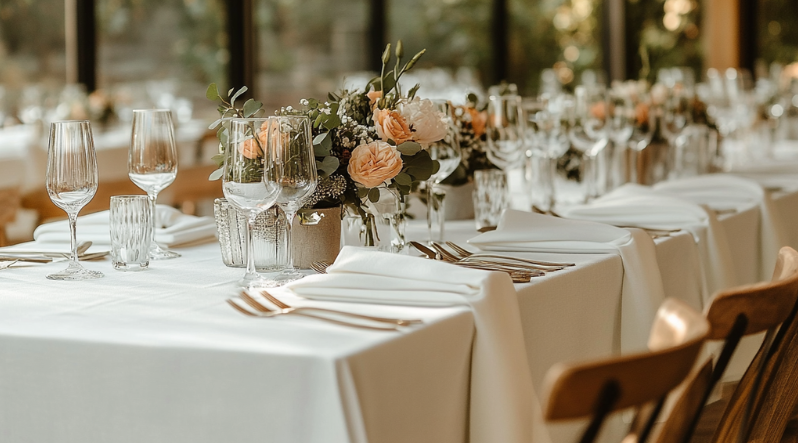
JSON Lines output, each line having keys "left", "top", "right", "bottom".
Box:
{"left": 213, "top": 198, "right": 288, "bottom": 271}
{"left": 342, "top": 189, "right": 406, "bottom": 253}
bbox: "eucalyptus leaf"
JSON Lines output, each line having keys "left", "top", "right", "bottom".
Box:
{"left": 316, "top": 156, "right": 339, "bottom": 176}
{"left": 208, "top": 167, "right": 224, "bottom": 181}
{"left": 393, "top": 172, "right": 412, "bottom": 186}
{"left": 323, "top": 114, "right": 341, "bottom": 130}
{"left": 227, "top": 87, "right": 234, "bottom": 96}
{"left": 368, "top": 187, "right": 380, "bottom": 203}
{"left": 206, "top": 83, "right": 220, "bottom": 101}
{"left": 208, "top": 118, "right": 223, "bottom": 130}
{"left": 357, "top": 186, "right": 370, "bottom": 198}
{"left": 312, "top": 132, "right": 328, "bottom": 145}
{"left": 397, "top": 141, "right": 422, "bottom": 156}
{"left": 230, "top": 86, "right": 248, "bottom": 107}
{"left": 243, "top": 99, "right": 262, "bottom": 117}
{"left": 382, "top": 71, "right": 396, "bottom": 95}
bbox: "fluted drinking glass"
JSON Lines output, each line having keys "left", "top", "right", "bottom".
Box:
{"left": 45, "top": 120, "right": 103, "bottom": 281}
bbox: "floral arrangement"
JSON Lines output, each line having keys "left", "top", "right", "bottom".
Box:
{"left": 441, "top": 93, "right": 496, "bottom": 186}
{"left": 206, "top": 41, "right": 446, "bottom": 245}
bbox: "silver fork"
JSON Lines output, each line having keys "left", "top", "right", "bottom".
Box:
{"left": 258, "top": 290, "right": 423, "bottom": 326}
{"left": 0, "top": 260, "right": 18, "bottom": 270}
{"left": 444, "top": 242, "right": 575, "bottom": 268}
{"left": 311, "top": 261, "right": 330, "bottom": 274}
{"left": 430, "top": 242, "right": 559, "bottom": 273}
{"left": 227, "top": 297, "right": 400, "bottom": 331}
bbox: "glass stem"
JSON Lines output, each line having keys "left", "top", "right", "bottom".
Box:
{"left": 147, "top": 192, "right": 158, "bottom": 247}
{"left": 245, "top": 210, "right": 258, "bottom": 279}
{"left": 68, "top": 213, "right": 78, "bottom": 265}
{"left": 283, "top": 207, "right": 297, "bottom": 272}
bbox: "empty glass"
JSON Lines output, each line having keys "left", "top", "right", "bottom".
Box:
{"left": 223, "top": 118, "right": 282, "bottom": 288}
{"left": 110, "top": 195, "right": 153, "bottom": 271}
{"left": 569, "top": 85, "right": 609, "bottom": 200}
{"left": 269, "top": 115, "right": 317, "bottom": 283}
{"left": 128, "top": 109, "right": 180, "bottom": 259}
{"left": 473, "top": 169, "right": 508, "bottom": 230}
{"left": 427, "top": 100, "right": 461, "bottom": 242}
{"left": 486, "top": 94, "right": 526, "bottom": 172}
{"left": 45, "top": 120, "right": 103, "bottom": 280}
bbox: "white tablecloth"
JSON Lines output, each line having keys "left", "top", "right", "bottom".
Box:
{"left": 0, "top": 244, "right": 476, "bottom": 443}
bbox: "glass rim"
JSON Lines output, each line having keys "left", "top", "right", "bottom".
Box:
{"left": 132, "top": 108, "right": 172, "bottom": 113}
{"left": 50, "top": 119, "right": 91, "bottom": 125}
{"left": 110, "top": 195, "right": 150, "bottom": 201}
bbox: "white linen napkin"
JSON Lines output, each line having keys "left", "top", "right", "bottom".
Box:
{"left": 33, "top": 205, "right": 217, "bottom": 247}
{"left": 655, "top": 174, "right": 788, "bottom": 281}
{"left": 468, "top": 209, "right": 666, "bottom": 353}
{"left": 286, "top": 246, "right": 544, "bottom": 443}
{"left": 556, "top": 184, "right": 737, "bottom": 301}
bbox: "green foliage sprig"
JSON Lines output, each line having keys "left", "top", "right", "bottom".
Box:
{"left": 205, "top": 84, "right": 265, "bottom": 180}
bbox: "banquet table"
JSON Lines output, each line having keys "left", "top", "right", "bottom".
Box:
{"left": 2, "top": 168, "right": 798, "bottom": 443}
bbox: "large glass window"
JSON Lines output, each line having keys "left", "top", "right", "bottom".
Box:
{"left": 387, "top": 0, "right": 491, "bottom": 97}
{"left": 758, "top": 0, "right": 798, "bottom": 68}
{"left": 509, "top": 0, "right": 604, "bottom": 95}
{"left": 97, "top": 0, "right": 227, "bottom": 116}
{"left": 625, "top": 0, "right": 703, "bottom": 82}
{"left": 255, "top": 0, "right": 369, "bottom": 112}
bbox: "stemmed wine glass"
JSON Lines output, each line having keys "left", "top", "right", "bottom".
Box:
{"left": 486, "top": 94, "right": 526, "bottom": 172}
{"left": 223, "top": 118, "right": 282, "bottom": 288}
{"left": 128, "top": 109, "right": 180, "bottom": 259}
{"left": 606, "top": 91, "right": 635, "bottom": 190}
{"left": 45, "top": 120, "right": 103, "bottom": 280}
{"left": 269, "top": 115, "right": 317, "bottom": 283}
{"left": 427, "top": 101, "right": 461, "bottom": 242}
{"left": 568, "top": 85, "right": 609, "bottom": 200}
{"left": 523, "top": 94, "right": 572, "bottom": 209}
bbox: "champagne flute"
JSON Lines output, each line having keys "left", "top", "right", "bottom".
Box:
{"left": 486, "top": 94, "right": 526, "bottom": 172}
{"left": 45, "top": 120, "right": 103, "bottom": 280}
{"left": 223, "top": 118, "right": 282, "bottom": 288}
{"left": 269, "top": 115, "right": 317, "bottom": 283}
{"left": 128, "top": 109, "right": 180, "bottom": 259}
{"left": 427, "top": 100, "right": 461, "bottom": 242}
{"left": 568, "top": 85, "right": 609, "bottom": 200}
{"left": 523, "top": 94, "right": 572, "bottom": 209}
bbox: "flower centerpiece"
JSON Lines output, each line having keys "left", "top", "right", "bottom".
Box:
{"left": 206, "top": 41, "right": 445, "bottom": 248}
{"left": 274, "top": 41, "right": 446, "bottom": 246}
{"left": 442, "top": 92, "right": 494, "bottom": 186}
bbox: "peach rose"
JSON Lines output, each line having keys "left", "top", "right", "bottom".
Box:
{"left": 237, "top": 120, "right": 270, "bottom": 159}
{"left": 590, "top": 101, "right": 606, "bottom": 120}
{"left": 635, "top": 102, "right": 649, "bottom": 127}
{"left": 373, "top": 108, "right": 412, "bottom": 144}
{"left": 347, "top": 141, "right": 403, "bottom": 188}
{"left": 467, "top": 107, "right": 487, "bottom": 138}
{"left": 238, "top": 138, "right": 262, "bottom": 159}
{"left": 367, "top": 90, "right": 383, "bottom": 108}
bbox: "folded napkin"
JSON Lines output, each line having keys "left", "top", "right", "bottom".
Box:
{"left": 287, "top": 246, "right": 544, "bottom": 443}
{"left": 555, "top": 184, "right": 737, "bottom": 302}
{"left": 469, "top": 209, "right": 666, "bottom": 353}
{"left": 655, "top": 174, "right": 789, "bottom": 282}
{"left": 33, "top": 205, "right": 217, "bottom": 247}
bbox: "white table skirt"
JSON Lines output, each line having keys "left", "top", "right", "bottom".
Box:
{"left": 0, "top": 245, "right": 476, "bottom": 443}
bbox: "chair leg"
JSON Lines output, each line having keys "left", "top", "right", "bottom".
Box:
{"left": 580, "top": 380, "right": 621, "bottom": 443}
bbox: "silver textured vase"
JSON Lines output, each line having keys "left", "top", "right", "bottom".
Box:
{"left": 213, "top": 198, "right": 288, "bottom": 271}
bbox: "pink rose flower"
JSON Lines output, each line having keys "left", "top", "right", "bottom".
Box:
{"left": 373, "top": 108, "right": 412, "bottom": 144}
{"left": 236, "top": 120, "right": 270, "bottom": 159}
{"left": 347, "top": 141, "right": 403, "bottom": 188}
{"left": 367, "top": 90, "right": 383, "bottom": 108}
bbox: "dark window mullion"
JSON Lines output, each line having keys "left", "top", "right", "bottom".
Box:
{"left": 369, "top": 0, "right": 387, "bottom": 73}
{"left": 491, "top": 0, "right": 508, "bottom": 84}
{"left": 72, "top": 0, "right": 96, "bottom": 91}
{"left": 226, "top": 0, "right": 255, "bottom": 99}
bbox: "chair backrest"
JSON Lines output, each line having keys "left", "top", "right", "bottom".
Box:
{"left": 159, "top": 164, "right": 223, "bottom": 214}
{"left": 543, "top": 298, "right": 709, "bottom": 422}
{"left": 708, "top": 248, "right": 798, "bottom": 443}
{"left": 652, "top": 359, "right": 714, "bottom": 443}
{"left": 705, "top": 246, "right": 798, "bottom": 340}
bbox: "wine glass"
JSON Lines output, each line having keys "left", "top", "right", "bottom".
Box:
{"left": 427, "top": 100, "right": 461, "bottom": 242}
{"left": 269, "top": 115, "right": 317, "bottom": 283}
{"left": 568, "top": 85, "right": 609, "bottom": 200}
{"left": 45, "top": 120, "right": 103, "bottom": 280}
{"left": 486, "top": 94, "right": 526, "bottom": 172}
{"left": 223, "top": 118, "right": 282, "bottom": 288}
{"left": 128, "top": 109, "right": 180, "bottom": 259}
{"left": 523, "top": 94, "right": 572, "bottom": 209}
{"left": 606, "top": 92, "right": 635, "bottom": 190}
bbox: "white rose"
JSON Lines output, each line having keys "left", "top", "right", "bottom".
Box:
{"left": 400, "top": 98, "right": 448, "bottom": 146}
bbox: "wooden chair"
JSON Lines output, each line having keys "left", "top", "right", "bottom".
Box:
{"left": 160, "top": 164, "right": 222, "bottom": 215}
{"left": 650, "top": 246, "right": 798, "bottom": 443}
{"left": 0, "top": 187, "right": 20, "bottom": 246}
{"left": 542, "top": 298, "right": 710, "bottom": 443}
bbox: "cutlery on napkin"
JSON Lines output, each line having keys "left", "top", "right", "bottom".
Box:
{"left": 286, "top": 246, "right": 543, "bottom": 443}
{"left": 469, "top": 209, "right": 666, "bottom": 353}
{"left": 32, "top": 205, "right": 217, "bottom": 247}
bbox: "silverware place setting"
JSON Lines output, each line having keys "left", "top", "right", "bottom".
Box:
{"left": 227, "top": 290, "right": 423, "bottom": 331}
